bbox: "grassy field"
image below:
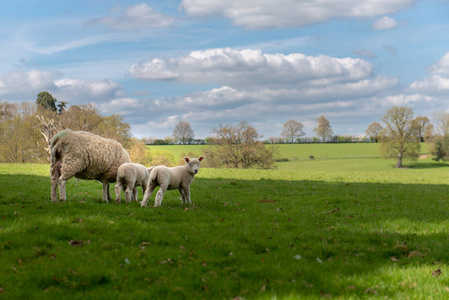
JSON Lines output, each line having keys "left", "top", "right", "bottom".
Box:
{"left": 147, "top": 142, "right": 430, "bottom": 162}
{"left": 1, "top": 144, "right": 449, "bottom": 299}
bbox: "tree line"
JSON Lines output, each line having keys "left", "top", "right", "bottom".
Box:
{"left": 1, "top": 91, "right": 447, "bottom": 169}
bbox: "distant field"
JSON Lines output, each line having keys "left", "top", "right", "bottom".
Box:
{"left": 1, "top": 143, "right": 448, "bottom": 299}
{"left": 147, "top": 143, "right": 430, "bottom": 162}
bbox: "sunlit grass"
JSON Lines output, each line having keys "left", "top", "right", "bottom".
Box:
{"left": 1, "top": 145, "right": 449, "bottom": 298}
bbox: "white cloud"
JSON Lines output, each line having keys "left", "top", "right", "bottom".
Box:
{"left": 0, "top": 69, "right": 126, "bottom": 105}
{"left": 0, "top": 69, "right": 56, "bottom": 98}
{"left": 371, "top": 16, "right": 401, "bottom": 30}
{"left": 129, "top": 48, "right": 374, "bottom": 87}
{"left": 53, "top": 78, "right": 125, "bottom": 102}
{"left": 87, "top": 4, "right": 175, "bottom": 31}
{"left": 428, "top": 52, "right": 449, "bottom": 77}
{"left": 409, "top": 52, "right": 449, "bottom": 94}
{"left": 180, "top": 0, "right": 416, "bottom": 30}
{"left": 380, "top": 94, "right": 436, "bottom": 106}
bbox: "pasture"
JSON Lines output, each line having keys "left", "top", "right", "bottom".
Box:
{"left": 2, "top": 144, "right": 449, "bottom": 299}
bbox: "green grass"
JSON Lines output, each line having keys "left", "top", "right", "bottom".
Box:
{"left": 1, "top": 146, "right": 449, "bottom": 299}
{"left": 148, "top": 142, "right": 430, "bottom": 162}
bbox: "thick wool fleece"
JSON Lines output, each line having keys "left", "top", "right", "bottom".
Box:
{"left": 50, "top": 129, "right": 131, "bottom": 202}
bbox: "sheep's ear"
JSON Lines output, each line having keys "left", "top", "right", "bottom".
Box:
{"left": 184, "top": 157, "right": 190, "bottom": 163}
{"left": 198, "top": 156, "right": 204, "bottom": 162}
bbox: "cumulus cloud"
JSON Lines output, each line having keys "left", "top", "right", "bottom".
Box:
{"left": 380, "top": 94, "right": 436, "bottom": 106}
{"left": 125, "top": 47, "right": 401, "bottom": 138}
{"left": 0, "top": 69, "right": 126, "bottom": 104}
{"left": 409, "top": 52, "right": 449, "bottom": 94}
{"left": 87, "top": 4, "right": 175, "bottom": 31}
{"left": 371, "top": 16, "right": 401, "bottom": 30}
{"left": 0, "top": 69, "right": 56, "bottom": 99}
{"left": 129, "top": 48, "right": 374, "bottom": 87}
{"left": 180, "top": 0, "right": 416, "bottom": 30}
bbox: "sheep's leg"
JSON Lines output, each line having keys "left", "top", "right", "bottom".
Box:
{"left": 51, "top": 168, "right": 60, "bottom": 203}
{"left": 179, "top": 188, "right": 187, "bottom": 204}
{"left": 154, "top": 184, "right": 168, "bottom": 207}
{"left": 102, "top": 180, "right": 110, "bottom": 202}
{"left": 115, "top": 183, "right": 122, "bottom": 203}
{"left": 183, "top": 185, "right": 191, "bottom": 205}
{"left": 58, "top": 178, "right": 67, "bottom": 202}
{"left": 133, "top": 187, "right": 139, "bottom": 202}
{"left": 141, "top": 181, "right": 157, "bottom": 207}
{"left": 125, "top": 186, "right": 133, "bottom": 203}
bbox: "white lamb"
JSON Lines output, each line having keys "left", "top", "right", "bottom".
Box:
{"left": 50, "top": 129, "right": 131, "bottom": 202}
{"left": 141, "top": 157, "right": 204, "bottom": 207}
{"left": 115, "top": 163, "right": 153, "bottom": 203}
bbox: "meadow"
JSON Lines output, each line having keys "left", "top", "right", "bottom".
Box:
{"left": 2, "top": 143, "right": 449, "bottom": 299}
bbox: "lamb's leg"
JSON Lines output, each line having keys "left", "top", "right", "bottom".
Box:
{"left": 154, "top": 184, "right": 168, "bottom": 207}
{"left": 133, "top": 187, "right": 138, "bottom": 202}
{"left": 179, "top": 188, "right": 187, "bottom": 204}
{"left": 125, "top": 186, "right": 133, "bottom": 203}
{"left": 141, "top": 181, "right": 157, "bottom": 207}
{"left": 115, "top": 183, "right": 122, "bottom": 203}
{"left": 102, "top": 180, "right": 110, "bottom": 202}
{"left": 183, "top": 185, "right": 191, "bottom": 205}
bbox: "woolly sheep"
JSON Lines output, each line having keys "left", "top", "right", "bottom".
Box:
{"left": 141, "top": 157, "right": 204, "bottom": 207}
{"left": 50, "top": 129, "right": 131, "bottom": 202}
{"left": 115, "top": 163, "right": 153, "bottom": 203}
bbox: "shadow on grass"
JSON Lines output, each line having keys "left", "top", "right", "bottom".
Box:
{"left": 408, "top": 161, "right": 449, "bottom": 169}
{"left": 2, "top": 173, "right": 449, "bottom": 298}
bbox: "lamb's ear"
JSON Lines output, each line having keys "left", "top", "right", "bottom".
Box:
{"left": 198, "top": 156, "right": 204, "bottom": 162}
{"left": 184, "top": 157, "right": 190, "bottom": 163}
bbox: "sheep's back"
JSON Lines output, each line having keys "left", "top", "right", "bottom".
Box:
{"left": 55, "top": 130, "right": 130, "bottom": 181}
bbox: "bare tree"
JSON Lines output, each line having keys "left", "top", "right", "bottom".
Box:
{"left": 173, "top": 121, "right": 194, "bottom": 145}
{"left": 281, "top": 120, "right": 305, "bottom": 143}
{"left": 0, "top": 102, "right": 46, "bottom": 163}
{"left": 433, "top": 111, "right": 449, "bottom": 136}
{"left": 379, "top": 106, "right": 420, "bottom": 168}
{"left": 204, "top": 121, "right": 277, "bottom": 169}
{"left": 313, "top": 115, "right": 333, "bottom": 142}
{"left": 365, "top": 122, "right": 383, "bottom": 142}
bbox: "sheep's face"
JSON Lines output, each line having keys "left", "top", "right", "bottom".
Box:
{"left": 185, "top": 157, "right": 204, "bottom": 175}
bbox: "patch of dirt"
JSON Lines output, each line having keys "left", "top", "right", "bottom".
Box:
{"left": 419, "top": 154, "right": 429, "bottom": 159}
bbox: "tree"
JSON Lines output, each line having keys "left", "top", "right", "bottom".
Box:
{"left": 379, "top": 106, "right": 420, "bottom": 168}
{"left": 433, "top": 111, "right": 449, "bottom": 136}
{"left": 313, "top": 115, "right": 333, "bottom": 142}
{"left": 0, "top": 102, "right": 46, "bottom": 163}
{"left": 57, "top": 101, "right": 68, "bottom": 115}
{"left": 173, "top": 121, "right": 194, "bottom": 145}
{"left": 281, "top": 120, "right": 305, "bottom": 143}
{"left": 204, "top": 121, "right": 277, "bottom": 169}
{"left": 365, "top": 122, "right": 383, "bottom": 142}
{"left": 36, "top": 91, "right": 58, "bottom": 112}
{"left": 412, "top": 116, "right": 430, "bottom": 142}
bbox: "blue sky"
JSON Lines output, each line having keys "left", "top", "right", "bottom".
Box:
{"left": 1, "top": 0, "right": 449, "bottom": 139}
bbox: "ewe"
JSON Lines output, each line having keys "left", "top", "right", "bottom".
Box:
{"left": 115, "top": 163, "right": 153, "bottom": 203}
{"left": 141, "top": 157, "right": 204, "bottom": 207}
{"left": 50, "top": 129, "right": 131, "bottom": 202}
